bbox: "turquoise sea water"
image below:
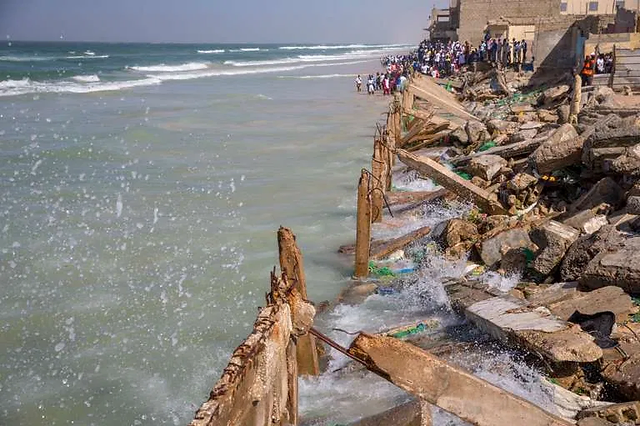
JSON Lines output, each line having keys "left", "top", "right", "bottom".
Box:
{"left": 0, "top": 42, "right": 406, "bottom": 425}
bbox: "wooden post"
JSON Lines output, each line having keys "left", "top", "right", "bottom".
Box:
{"left": 355, "top": 170, "right": 371, "bottom": 278}
{"left": 277, "top": 227, "right": 320, "bottom": 377}
{"left": 371, "top": 138, "right": 386, "bottom": 223}
{"left": 403, "top": 86, "right": 414, "bottom": 111}
{"left": 570, "top": 73, "right": 581, "bottom": 125}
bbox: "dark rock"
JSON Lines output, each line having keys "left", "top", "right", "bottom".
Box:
{"left": 468, "top": 155, "right": 508, "bottom": 181}
{"left": 479, "top": 228, "right": 537, "bottom": 267}
{"left": 529, "top": 221, "right": 579, "bottom": 276}
{"left": 529, "top": 123, "right": 581, "bottom": 174}
{"left": 580, "top": 236, "right": 640, "bottom": 293}
{"left": 628, "top": 195, "right": 640, "bottom": 215}
{"left": 568, "top": 177, "right": 624, "bottom": 214}
{"left": 560, "top": 225, "right": 626, "bottom": 281}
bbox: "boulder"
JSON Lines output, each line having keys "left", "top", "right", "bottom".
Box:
{"left": 578, "top": 401, "right": 640, "bottom": 425}
{"left": 450, "top": 126, "right": 469, "bottom": 145}
{"left": 593, "top": 86, "right": 615, "bottom": 104}
{"left": 568, "top": 177, "right": 624, "bottom": 214}
{"left": 560, "top": 225, "right": 626, "bottom": 282}
{"left": 628, "top": 196, "right": 640, "bottom": 215}
{"left": 541, "top": 85, "right": 570, "bottom": 104}
{"left": 441, "top": 219, "right": 479, "bottom": 248}
{"left": 582, "top": 125, "right": 640, "bottom": 169}
{"left": 468, "top": 155, "right": 508, "bottom": 181}
{"left": 557, "top": 104, "right": 571, "bottom": 124}
{"left": 547, "top": 286, "right": 634, "bottom": 323}
{"left": 538, "top": 110, "right": 559, "bottom": 123}
{"left": 479, "top": 228, "right": 537, "bottom": 267}
{"left": 507, "top": 173, "right": 538, "bottom": 192}
{"left": 529, "top": 123, "right": 581, "bottom": 174}
{"left": 511, "top": 128, "right": 538, "bottom": 143}
{"left": 529, "top": 221, "right": 580, "bottom": 277}
{"left": 580, "top": 236, "right": 640, "bottom": 293}
{"left": 610, "top": 143, "right": 640, "bottom": 176}
{"left": 486, "top": 119, "right": 519, "bottom": 135}
{"left": 602, "top": 348, "right": 640, "bottom": 401}
{"left": 465, "top": 120, "right": 489, "bottom": 144}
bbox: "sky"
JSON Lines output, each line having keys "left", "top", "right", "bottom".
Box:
{"left": 0, "top": 0, "right": 437, "bottom": 44}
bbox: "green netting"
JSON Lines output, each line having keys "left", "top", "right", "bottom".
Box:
{"left": 478, "top": 141, "right": 497, "bottom": 152}
{"left": 455, "top": 171, "right": 472, "bottom": 180}
{"left": 368, "top": 261, "right": 396, "bottom": 277}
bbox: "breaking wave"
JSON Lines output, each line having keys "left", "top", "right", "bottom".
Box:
{"left": 0, "top": 55, "right": 55, "bottom": 62}
{"left": 197, "top": 49, "right": 225, "bottom": 54}
{"left": 128, "top": 62, "right": 210, "bottom": 72}
{"left": 0, "top": 77, "right": 162, "bottom": 97}
{"left": 72, "top": 75, "right": 101, "bottom": 83}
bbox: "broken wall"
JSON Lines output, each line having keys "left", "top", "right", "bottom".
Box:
{"left": 457, "top": 0, "right": 561, "bottom": 45}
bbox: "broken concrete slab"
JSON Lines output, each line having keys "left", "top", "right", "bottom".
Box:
{"left": 347, "top": 333, "right": 574, "bottom": 426}
{"left": 529, "top": 221, "right": 580, "bottom": 277}
{"left": 610, "top": 144, "right": 640, "bottom": 177}
{"left": 468, "top": 154, "right": 508, "bottom": 181}
{"left": 506, "top": 173, "right": 538, "bottom": 192}
{"left": 511, "top": 128, "right": 538, "bottom": 143}
{"left": 580, "top": 236, "right": 640, "bottom": 293}
{"left": 441, "top": 219, "right": 479, "bottom": 248}
{"left": 465, "top": 120, "right": 489, "bottom": 144}
{"left": 547, "top": 286, "right": 634, "bottom": 323}
{"left": 479, "top": 227, "right": 536, "bottom": 267}
{"left": 568, "top": 177, "right": 624, "bottom": 214}
{"left": 560, "top": 225, "right": 627, "bottom": 282}
{"left": 529, "top": 123, "right": 581, "bottom": 174}
{"left": 541, "top": 85, "right": 571, "bottom": 105}
{"left": 462, "top": 295, "right": 602, "bottom": 363}
{"left": 578, "top": 401, "right": 640, "bottom": 425}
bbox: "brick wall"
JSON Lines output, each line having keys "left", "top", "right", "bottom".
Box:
{"left": 458, "top": 0, "right": 563, "bottom": 45}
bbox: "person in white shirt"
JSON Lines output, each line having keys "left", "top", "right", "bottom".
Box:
{"left": 355, "top": 75, "right": 362, "bottom": 92}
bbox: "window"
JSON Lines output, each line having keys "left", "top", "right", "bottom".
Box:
{"left": 560, "top": 2, "right": 568, "bottom": 11}
{"left": 589, "top": 1, "right": 598, "bottom": 11}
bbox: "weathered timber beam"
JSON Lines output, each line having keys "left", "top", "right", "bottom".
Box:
{"left": 449, "top": 135, "right": 547, "bottom": 167}
{"left": 408, "top": 83, "right": 479, "bottom": 123}
{"left": 348, "top": 334, "right": 573, "bottom": 426}
{"left": 370, "top": 225, "right": 431, "bottom": 260}
{"left": 400, "top": 118, "right": 429, "bottom": 147}
{"left": 396, "top": 149, "right": 507, "bottom": 215}
{"left": 277, "top": 227, "right": 320, "bottom": 377}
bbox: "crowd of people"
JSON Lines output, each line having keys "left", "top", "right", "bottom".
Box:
{"left": 579, "top": 52, "right": 614, "bottom": 86}
{"left": 356, "top": 33, "right": 616, "bottom": 93}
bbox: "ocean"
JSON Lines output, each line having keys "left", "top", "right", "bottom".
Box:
{"left": 0, "top": 41, "right": 412, "bottom": 425}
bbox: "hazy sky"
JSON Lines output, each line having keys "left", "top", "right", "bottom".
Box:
{"left": 0, "top": 0, "right": 436, "bottom": 44}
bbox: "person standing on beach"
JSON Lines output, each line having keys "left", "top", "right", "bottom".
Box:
{"left": 382, "top": 74, "right": 390, "bottom": 95}
{"left": 355, "top": 75, "right": 362, "bottom": 92}
{"left": 521, "top": 40, "right": 528, "bottom": 63}
{"left": 367, "top": 75, "right": 375, "bottom": 95}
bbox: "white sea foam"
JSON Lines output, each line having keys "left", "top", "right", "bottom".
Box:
{"left": 0, "top": 77, "right": 162, "bottom": 97}
{"left": 197, "top": 49, "right": 225, "bottom": 54}
{"left": 224, "top": 51, "right": 375, "bottom": 67}
{"left": 228, "top": 47, "right": 264, "bottom": 52}
{"left": 65, "top": 55, "right": 110, "bottom": 59}
{"left": 128, "top": 62, "right": 209, "bottom": 72}
{"left": 279, "top": 43, "right": 412, "bottom": 50}
{"left": 281, "top": 73, "right": 353, "bottom": 79}
{"left": 72, "top": 75, "right": 100, "bottom": 83}
{"left": 0, "top": 55, "right": 55, "bottom": 62}
{"left": 147, "top": 60, "right": 370, "bottom": 82}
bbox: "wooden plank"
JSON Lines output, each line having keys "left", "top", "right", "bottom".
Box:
{"left": 277, "top": 226, "right": 320, "bottom": 377}
{"left": 396, "top": 149, "right": 507, "bottom": 215}
{"left": 355, "top": 170, "right": 372, "bottom": 278}
{"left": 348, "top": 334, "right": 573, "bottom": 426}
{"left": 406, "top": 130, "right": 450, "bottom": 152}
{"left": 370, "top": 225, "right": 432, "bottom": 260}
{"left": 449, "top": 135, "right": 548, "bottom": 167}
